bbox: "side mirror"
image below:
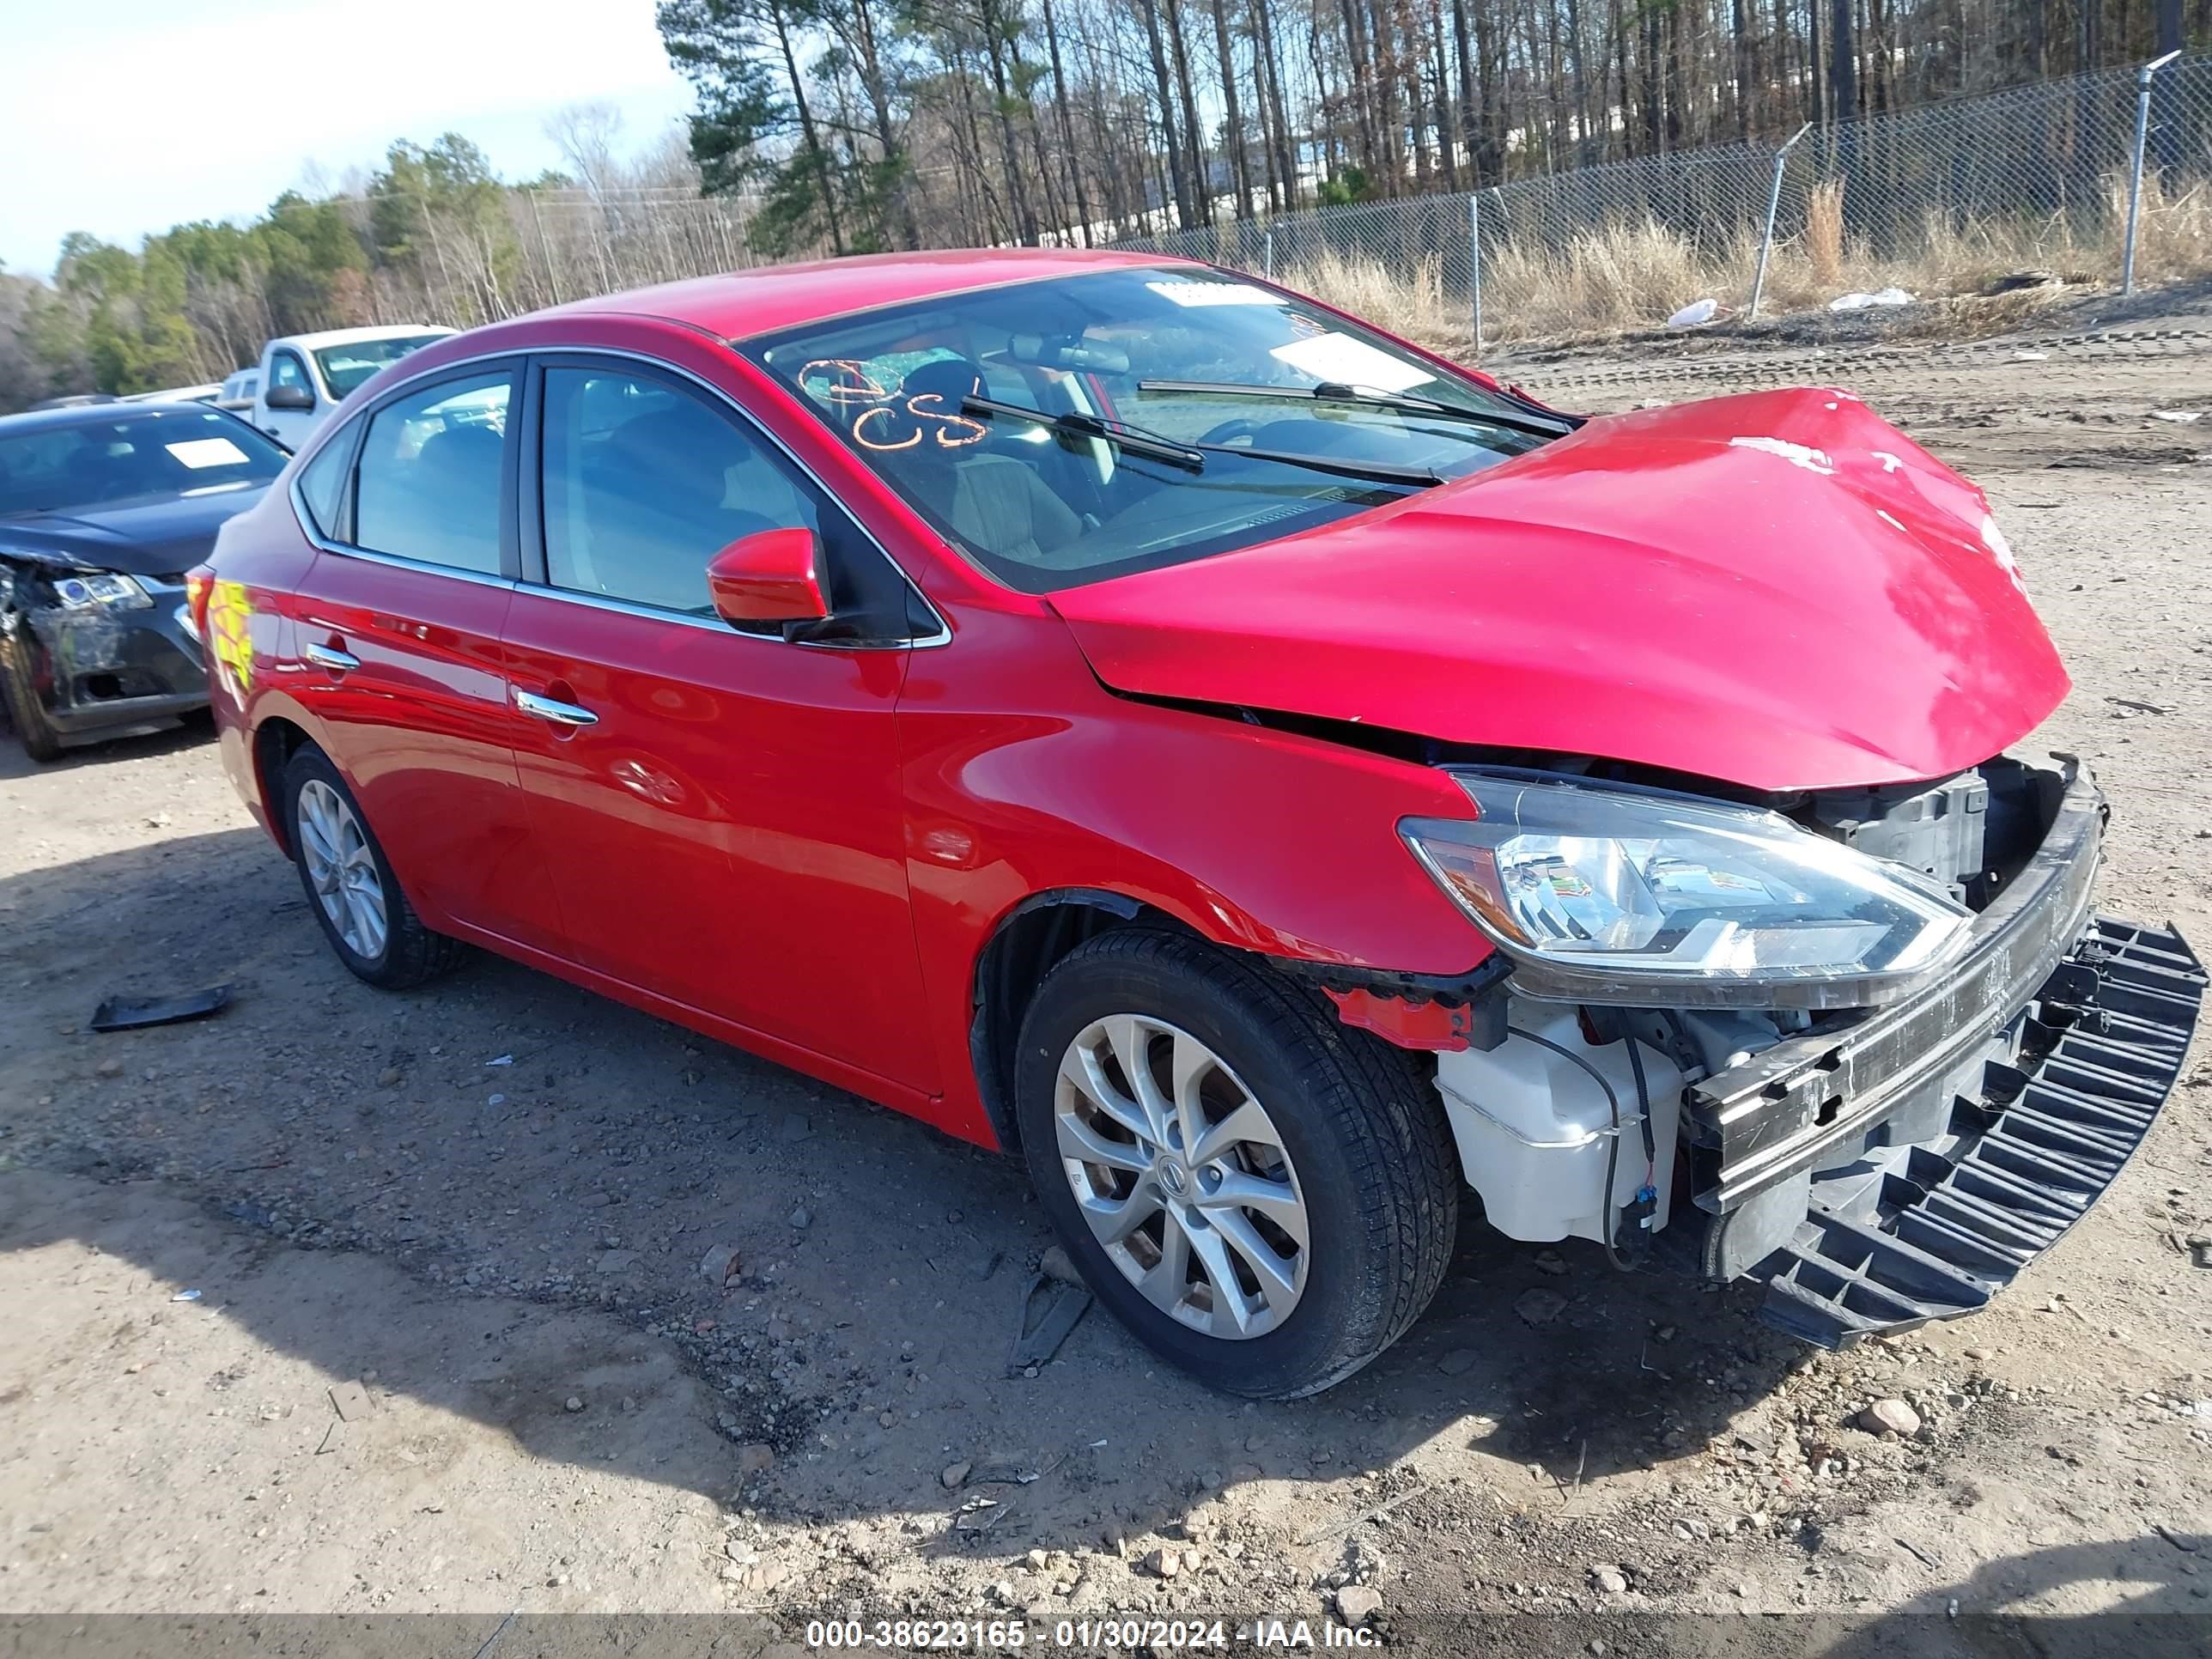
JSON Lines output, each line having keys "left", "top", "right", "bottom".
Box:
{"left": 264, "top": 383, "right": 315, "bottom": 411}
{"left": 706, "top": 527, "right": 830, "bottom": 627}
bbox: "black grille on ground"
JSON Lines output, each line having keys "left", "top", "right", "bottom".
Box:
{"left": 1754, "top": 916, "right": 2203, "bottom": 1348}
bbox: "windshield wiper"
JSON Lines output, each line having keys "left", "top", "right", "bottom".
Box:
{"left": 962, "top": 395, "right": 1443, "bottom": 489}
{"left": 1137, "top": 379, "right": 1570, "bottom": 438}
{"left": 963, "top": 394, "right": 1205, "bottom": 471}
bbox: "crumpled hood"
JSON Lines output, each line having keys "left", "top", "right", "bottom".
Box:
{"left": 0, "top": 483, "right": 270, "bottom": 580}
{"left": 1048, "top": 388, "right": 2069, "bottom": 793}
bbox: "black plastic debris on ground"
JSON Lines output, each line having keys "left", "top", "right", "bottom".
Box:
{"left": 1006, "top": 1273, "right": 1091, "bottom": 1375}
{"left": 89, "top": 984, "right": 232, "bottom": 1032}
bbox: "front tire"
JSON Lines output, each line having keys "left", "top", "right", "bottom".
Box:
{"left": 280, "top": 744, "right": 461, "bottom": 989}
{"left": 1014, "top": 928, "right": 1458, "bottom": 1398}
{"left": 0, "top": 633, "right": 64, "bottom": 763}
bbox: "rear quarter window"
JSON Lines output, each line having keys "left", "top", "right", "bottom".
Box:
{"left": 295, "top": 424, "right": 355, "bottom": 537}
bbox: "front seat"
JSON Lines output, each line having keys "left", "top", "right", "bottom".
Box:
{"left": 586, "top": 409, "right": 775, "bottom": 611}
{"left": 886, "top": 358, "right": 1084, "bottom": 565}
{"left": 938, "top": 454, "right": 1083, "bottom": 564}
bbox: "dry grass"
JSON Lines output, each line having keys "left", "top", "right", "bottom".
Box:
{"left": 1804, "top": 180, "right": 1846, "bottom": 289}
{"left": 1492, "top": 219, "right": 1717, "bottom": 334}
{"left": 1281, "top": 244, "right": 1462, "bottom": 344}
{"left": 2107, "top": 169, "right": 2212, "bottom": 283}
{"left": 1282, "top": 168, "right": 2212, "bottom": 349}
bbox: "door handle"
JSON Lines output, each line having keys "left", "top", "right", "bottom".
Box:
{"left": 302, "top": 642, "right": 360, "bottom": 673}
{"left": 514, "top": 689, "right": 599, "bottom": 727}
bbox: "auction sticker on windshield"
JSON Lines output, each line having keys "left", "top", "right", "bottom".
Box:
{"left": 1267, "top": 331, "right": 1436, "bottom": 392}
{"left": 1145, "top": 279, "right": 1279, "bottom": 307}
{"left": 165, "top": 436, "right": 250, "bottom": 469}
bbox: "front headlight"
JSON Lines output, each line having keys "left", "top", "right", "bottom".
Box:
{"left": 51, "top": 572, "right": 151, "bottom": 611}
{"left": 1401, "top": 769, "right": 1970, "bottom": 1008}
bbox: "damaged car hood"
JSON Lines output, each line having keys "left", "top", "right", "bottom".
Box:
{"left": 1047, "top": 388, "right": 2069, "bottom": 793}
{"left": 0, "top": 483, "right": 270, "bottom": 579}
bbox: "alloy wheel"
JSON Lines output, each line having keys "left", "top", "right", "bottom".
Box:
{"left": 296, "top": 779, "right": 388, "bottom": 960}
{"left": 1054, "top": 1014, "right": 1310, "bottom": 1339}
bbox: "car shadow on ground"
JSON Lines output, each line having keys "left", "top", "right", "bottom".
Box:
{"left": 1807, "top": 1537, "right": 2210, "bottom": 1653}
{"left": 0, "top": 826, "right": 1833, "bottom": 1560}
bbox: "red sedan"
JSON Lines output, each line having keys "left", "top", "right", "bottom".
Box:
{"left": 198, "top": 251, "right": 2202, "bottom": 1396}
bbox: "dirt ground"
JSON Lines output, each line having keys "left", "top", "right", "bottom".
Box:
{"left": 3, "top": 289, "right": 2211, "bottom": 1655}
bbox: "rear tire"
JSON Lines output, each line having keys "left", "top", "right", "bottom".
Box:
{"left": 1014, "top": 928, "right": 1458, "bottom": 1398}
{"left": 0, "top": 633, "right": 64, "bottom": 763}
{"left": 280, "top": 744, "right": 462, "bottom": 989}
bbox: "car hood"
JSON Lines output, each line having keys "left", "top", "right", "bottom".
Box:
{"left": 1047, "top": 387, "right": 2069, "bottom": 793}
{"left": 0, "top": 483, "right": 270, "bottom": 580}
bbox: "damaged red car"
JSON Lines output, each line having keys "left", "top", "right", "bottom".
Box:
{"left": 198, "top": 251, "right": 2204, "bottom": 1398}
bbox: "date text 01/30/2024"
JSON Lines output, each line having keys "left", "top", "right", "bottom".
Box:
{"left": 802, "top": 1618, "right": 1382, "bottom": 1649}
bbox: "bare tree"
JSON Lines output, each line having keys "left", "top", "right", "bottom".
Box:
{"left": 544, "top": 100, "right": 629, "bottom": 199}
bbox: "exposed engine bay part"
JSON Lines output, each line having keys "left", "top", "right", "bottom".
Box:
{"left": 1399, "top": 751, "right": 2203, "bottom": 1348}
{"left": 1689, "top": 759, "right": 2105, "bottom": 1219}
{"left": 1431, "top": 1004, "right": 1686, "bottom": 1246}
{"left": 1796, "top": 754, "right": 2063, "bottom": 911}
{"left": 1668, "top": 1008, "right": 1805, "bottom": 1078}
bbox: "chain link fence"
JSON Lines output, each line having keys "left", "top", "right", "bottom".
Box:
{"left": 262, "top": 57, "right": 2212, "bottom": 352}
{"left": 1113, "top": 55, "right": 2212, "bottom": 348}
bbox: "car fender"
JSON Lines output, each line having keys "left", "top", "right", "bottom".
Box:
{"left": 898, "top": 602, "right": 1491, "bottom": 1144}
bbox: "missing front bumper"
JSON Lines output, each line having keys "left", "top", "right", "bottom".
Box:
{"left": 1750, "top": 915, "right": 2203, "bottom": 1346}
{"left": 1672, "top": 760, "right": 2206, "bottom": 1345}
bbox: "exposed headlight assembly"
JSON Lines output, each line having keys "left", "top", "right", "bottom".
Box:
{"left": 50, "top": 572, "right": 151, "bottom": 611}
{"left": 1402, "top": 769, "right": 1970, "bottom": 1009}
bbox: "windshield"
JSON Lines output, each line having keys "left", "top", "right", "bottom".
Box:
{"left": 746, "top": 267, "right": 1550, "bottom": 592}
{"left": 313, "top": 333, "right": 451, "bottom": 398}
{"left": 0, "top": 410, "right": 287, "bottom": 516}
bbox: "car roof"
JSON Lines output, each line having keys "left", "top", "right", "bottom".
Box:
{"left": 0, "top": 401, "right": 237, "bottom": 435}
{"left": 544, "top": 247, "right": 1186, "bottom": 341}
{"left": 271, "top": 324, "right": 459, "bottom": 350}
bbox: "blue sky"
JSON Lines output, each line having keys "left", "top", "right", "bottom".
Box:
{"left": 0, "top": 0, "right": 694, "bottom": 278}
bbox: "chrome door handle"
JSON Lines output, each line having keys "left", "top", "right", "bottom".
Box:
{"left": 303, "top": 642, "right": 360, "bottom": 672}
{"left": 514, "top": 689, "right": 599, "bottom": 727}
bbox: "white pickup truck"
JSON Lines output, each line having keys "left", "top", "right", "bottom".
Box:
{"left": 248, "top": 325, "right": 455, "bottom": 448}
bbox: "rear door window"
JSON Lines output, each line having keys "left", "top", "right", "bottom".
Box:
{"left": 352, "top": 371, "right": 514, "bottom": 574}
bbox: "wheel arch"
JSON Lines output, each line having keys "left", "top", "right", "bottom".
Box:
{"left": 968, "top": 887, "right": 1200, "bottom": 1154}
{"left": 251, "top": 714, "right": 319, "bottom": 858}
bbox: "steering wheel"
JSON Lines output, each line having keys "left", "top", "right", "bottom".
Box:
{"left": 1194, "top": 415, "right": 1261, "bottom": 447}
